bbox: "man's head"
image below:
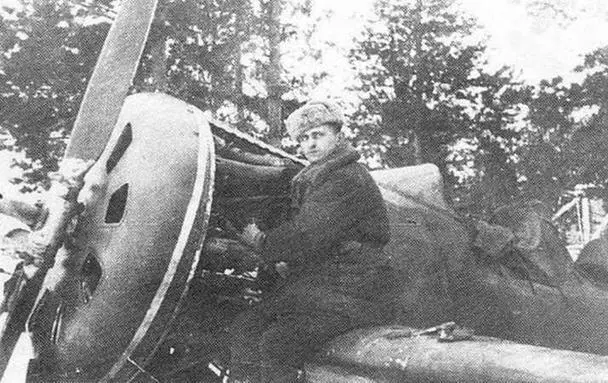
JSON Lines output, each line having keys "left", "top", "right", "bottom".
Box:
{"left": 285, "top": 100, "right": 344, "bottom": 162}
{"left": 296, "top": 124, "right": 341, "bottom": 162}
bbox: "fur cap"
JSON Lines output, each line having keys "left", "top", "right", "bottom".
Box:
{"left": 285, "top": 100, "right": 344, "bottom": 139}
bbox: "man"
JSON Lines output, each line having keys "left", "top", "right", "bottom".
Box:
{"left": 230, "top": 100, "right": 394, "bottom": 382}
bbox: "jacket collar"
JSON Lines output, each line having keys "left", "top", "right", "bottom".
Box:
{"left": 290, "top": 140, "right": 360, "bottom": 206}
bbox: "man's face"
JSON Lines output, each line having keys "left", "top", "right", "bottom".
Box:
{"left": 297, "top": 124, "right": 340, "bottom": 162}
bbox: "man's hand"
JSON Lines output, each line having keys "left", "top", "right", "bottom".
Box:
{"left": 275, "top": 261, "right": 289, "bottom": 279}
{"left": 238, "top": 222, "right": 266, "bottom": 251}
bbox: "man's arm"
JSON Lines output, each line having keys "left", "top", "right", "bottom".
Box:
{"left": 262, "top": 172, "right": 372, "bottom": 263}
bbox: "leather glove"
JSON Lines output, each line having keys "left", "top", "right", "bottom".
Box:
{"left": 238, "top": 222, "right": 266, "bottom": 251}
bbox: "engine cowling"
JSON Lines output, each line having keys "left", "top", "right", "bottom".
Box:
{"left": 33, "top": 93, "right": 215, "bottom": 381}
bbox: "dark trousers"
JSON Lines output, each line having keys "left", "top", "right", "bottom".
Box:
{"left": 229, "top": 279, "right": 393, "bottom": 383}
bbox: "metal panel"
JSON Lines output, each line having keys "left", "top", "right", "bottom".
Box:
{"left": 64, "top": 0, "right": 159, "bottom": 162}
{"left": 43, "top": 93, "right": 214, "bottom": 380}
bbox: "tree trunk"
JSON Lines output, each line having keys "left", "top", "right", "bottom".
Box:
{"left": 150, "top": 36, "right": 167, "bottom": 91}
{"left": 266, "top": 0, "right": 283, "bottom": 148}
{"left": 234, "top": 8, "right": 246, "bottom": 128}
{"left": 410, "top": 129, "right": 422, "bottom": 165}
{"left": 411, "top": 0, "right": 424, "bottom": 165}
{"left": 145, "top": 10, "right": 168, "bottom": 93}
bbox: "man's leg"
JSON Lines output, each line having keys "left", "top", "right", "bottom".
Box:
{"left": 244, "top": 283, "right": 391, "bottom": 382}
{"left": 259, "top": 308, "right": 367, "bottom": 383}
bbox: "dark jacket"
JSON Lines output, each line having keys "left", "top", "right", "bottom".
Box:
{"left": 260, "top": 142, "right": 391, "bottom": 298}
{"left": 228, "top": 144, "right": 394, "bottom": 376}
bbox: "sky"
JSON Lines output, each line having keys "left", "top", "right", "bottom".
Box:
{"left": 458, "top": 0, "right": 608, "bottom": 82}
{"left": 320, "top": 0, "right": 608, "bottom": 83}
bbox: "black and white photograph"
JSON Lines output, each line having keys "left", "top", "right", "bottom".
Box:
{"left": 1, "top": 0, "right": 608, "bottom": 381}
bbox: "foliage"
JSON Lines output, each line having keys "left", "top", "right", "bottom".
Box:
{"left": 0, "top": 0, "right": 111, "bottom": 188}
{"left": 2, "top": 0, "right": 608, "bottom": 220}
{"left": 458, "top": 70, "right": 529, "bottom": 214}
{"left": 135, "top": 0, "right": 256, "bottom": 111}
{"left": 0, "top": 0, "right": 326, "bottom": 188}
{"left": 134, "top": 0, "right": 321, "bottom": 139}
{"left": 519, "top": 47, "right": 608, "bottom": 208}
{"left": 348, "top": 0, "right": 528, "bottom": 213}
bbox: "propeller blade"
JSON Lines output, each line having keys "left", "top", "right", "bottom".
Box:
{"left": 0, "top": 332, "right": 34, "bottom": 383}
{"left": 1, "top": 0, "right": 159, "bottom": 380}
{"left": 64, "top": 0, "right": 159, "bottom": 161}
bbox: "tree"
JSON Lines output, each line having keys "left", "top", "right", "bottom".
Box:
{"left": 457, "top": 70, "right": 529, "bottom": 214}
{"left": 134, "top": 0, "right": 256, "bottom": 112}
{"left": 134, "top": 0, "right": 317, "bottom": 143}
{"left": 264, "top": 0, "right": 284, "bottom": 147}
{"left": 349, "top": 0, "right": 526, "bottom": 212}
{"left": 0, "top": 0, "right": 328, "bottom": 189}
{"left": 519, "top": 46, "right": 608, "bottom": 208}
{"left": 0, "top": 0, "right": 112, "bottom": 188}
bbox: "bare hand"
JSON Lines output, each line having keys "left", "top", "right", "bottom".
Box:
{"left": 239, "top": 222, "right": 265, "bottom": 250}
